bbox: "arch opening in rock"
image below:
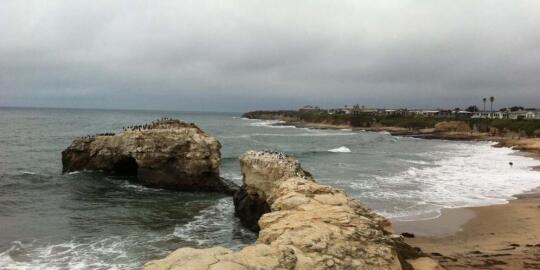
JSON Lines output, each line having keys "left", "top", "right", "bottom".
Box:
{"left": 113, "top": 156, "right": 138, "bottom": 176}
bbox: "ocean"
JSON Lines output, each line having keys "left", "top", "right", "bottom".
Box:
{"left": 1, "top": 107, "right": 540, "bottom": 269}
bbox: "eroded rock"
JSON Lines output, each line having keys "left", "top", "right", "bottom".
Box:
{"left": 145, "top": 151, "right": 436, "bottom": 269}
{"left": 233, "top": 150, "right": 312, "bottom": 231}
{"left": 434, "top": 121, "right": 471, "bottom": 133}
{"left": 62, "top": 119, "right": 237, "bottom": 194}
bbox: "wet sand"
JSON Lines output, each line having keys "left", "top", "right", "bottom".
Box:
{"left": 397, "top": 196, "right": 540, "bottom": 269}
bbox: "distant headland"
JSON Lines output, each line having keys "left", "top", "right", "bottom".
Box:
{"left": 243, "top": 102, "right": 540, "bottom": 140}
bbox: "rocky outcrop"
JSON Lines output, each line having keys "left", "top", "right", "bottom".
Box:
{"left": 144, "top": 151, "right": 439, "bottom": 270}
{"left": 233, "top": 151, "right": 312, "bottom": 231}
{"left": 62, "top": 119, "right": 237, "bottom": 194}
{"left": 434, "top": 121, "right": 471, "bottom": 133}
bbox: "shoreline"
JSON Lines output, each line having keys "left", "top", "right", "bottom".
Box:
{"left": 254, "top": 117, "right": 540, "bottom": 269}
{"left": 398, "top": 194, "right": 540, "bottom": 269}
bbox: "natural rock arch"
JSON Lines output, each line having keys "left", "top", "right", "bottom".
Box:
{"left": 112, "top": 155, "right": 138, "bottom": 176}
{"left": 62, "top": 119, "right": 238, "bottom": 194}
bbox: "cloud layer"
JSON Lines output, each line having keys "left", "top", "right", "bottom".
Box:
{"left": 1, "top": 1, "right": 539, "bottom": 111}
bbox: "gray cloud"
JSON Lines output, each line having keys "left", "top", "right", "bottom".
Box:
{"left": 1, "top": 0, "right": 539, "bottom": 111}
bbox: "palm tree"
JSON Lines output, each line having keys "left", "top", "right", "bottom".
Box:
{"left": 482, "top": 98, "right": 487, "bottom": 112}
{"left": 490, "top": 96, "right": 495, "bottom": 113}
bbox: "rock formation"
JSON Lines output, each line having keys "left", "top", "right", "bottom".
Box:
{"left": 233, "top": 151, "right": 312, "bottom": 232}
{"left": 62, "top": 118, "right": 237, "bottom": 194}
{"left": 434, "top": 121, "right": 471, "bottom": 133}
{"left": 144, "top": 151, "right": 440, "bottom": 270}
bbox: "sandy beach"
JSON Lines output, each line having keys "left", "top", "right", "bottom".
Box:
{"left": 394, "top": 138, "right": 540, "bottom": 269}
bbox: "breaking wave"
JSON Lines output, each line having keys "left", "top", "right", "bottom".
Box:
{"left": 328, "top": 146, "right": 352, "bottom": 153}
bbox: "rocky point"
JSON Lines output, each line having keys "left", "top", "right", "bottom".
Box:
{"left": 144, "top": 150, "right": 441, "bottom": 270}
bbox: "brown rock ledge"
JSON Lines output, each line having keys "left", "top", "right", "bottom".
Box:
{"left": 144, "top": 150, "right": 440, "bottom": 270}
{"left": 61, "top": 119, "right": 237, "bottom": 194}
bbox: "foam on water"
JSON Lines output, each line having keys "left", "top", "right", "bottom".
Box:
{"left": 251, "top": 132, "right": 357, "bottom": 137}
{"left": 0, "top": 236, "right": 162, "bottom": 270}
{"left": 369, "top": 142, "right": 540, "bottom": 220}
{"left": 248, "top": 120, "right": 295, "bottom": 128}
{"left": 173, "top": 198, "right": 256, "bottom": 250}
{"left": 328, "top": 146, "right": 352, "bottom": 153}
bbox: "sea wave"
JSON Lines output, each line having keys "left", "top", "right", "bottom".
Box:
{"left": 367, "top": 142, "right": 540, "bottom": 220}
{"left": 173, "top": 198, "right": 256, "bottom": 249}
{"left": 328, "top": 146, "right": 352, "bottom": 153}
{"left": 0, "top": 235, "right": 166, "bottom": 270}
{"left": 247, "top": 120, "right": 295, "bottom": 129}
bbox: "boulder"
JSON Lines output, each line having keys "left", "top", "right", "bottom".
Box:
{"left": 62, "top": 119, "right": 237, "bottom": 194}
{"left": 144, "top": 151, "right": 436, "bottom": 270}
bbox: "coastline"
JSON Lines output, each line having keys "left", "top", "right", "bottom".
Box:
{"left": 261, "top": 118, "right": 540, "bottom": 269}
{"left": 394, "top": 160, "right": 540, "bottom": 269}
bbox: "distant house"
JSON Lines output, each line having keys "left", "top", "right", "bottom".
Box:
{"left": 436, "top": 110, "right": 452, "bottom": 117}
{"left": 509, "top": 110, "right": 540, "bottom": 120}
{"left": 455, "top": 111, "right": 473, "bottom": 117}
{"left": 377, "top": 109, "right": 397, "bottom": 116}
{"left": 299, "top": 105, "right": 321, "bottom": 113}
{"left": 471, "top": 111, "right": 507, "bottom": 119}
{"left": 411, "top": 110, "right": 439, "bottom": 117}
{"left": 525, "top": 110, "right": 540, "bottom": 119}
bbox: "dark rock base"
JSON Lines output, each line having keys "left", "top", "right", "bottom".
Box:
{"left": 233, "top": 185, "right": 271, "bottom": 232}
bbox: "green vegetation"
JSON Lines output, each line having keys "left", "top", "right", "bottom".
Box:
{"left": 376, "top": 116, "right": 439, "bottom": 129}
{"left": 470, "top": 118, "right": 540, "bottom": 136}
{"left": 242, "top": 110, "right": 540, "bottom": 137}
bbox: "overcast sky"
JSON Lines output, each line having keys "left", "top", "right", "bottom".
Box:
{"left": 1, "top": 1, "right": 539, "bottom": 112}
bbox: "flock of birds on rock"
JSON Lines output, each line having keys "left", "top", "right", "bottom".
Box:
{"left": 77, "top": 133, "right": 116, "bottom": 140}
{"left": 77, "top": 118, "right": 198, "bottom": 140}
{"left": 122, "top": 117, "right": 196, "bottom": 132}
{"left": 259, "top": 150, "right": 291, "bottom": 160}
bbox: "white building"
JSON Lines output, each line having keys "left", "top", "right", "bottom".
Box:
{"left": 411, "top": 110, "right": 440, "bottom": 117}
{"left": 508, "top": 110, "right": 540, "bottom": 120}
{"left": 472, "top": 110, "right": 540, "bottom": 120}
{"left": 471, "top": 111, "right": 507, "bottom": 119}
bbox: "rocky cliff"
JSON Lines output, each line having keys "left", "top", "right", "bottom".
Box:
{"left": 62, "top": 119, "right": 237, "bottom": 194}
{"left": 144, "top": 151, "right": 440, "bottom": 270}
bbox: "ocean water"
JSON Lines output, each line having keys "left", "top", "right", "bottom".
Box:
{"left": 1, "top": 107, "right": 540, "bottom": 269}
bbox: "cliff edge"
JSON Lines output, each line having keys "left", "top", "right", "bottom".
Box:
{"left": 62, "top": 119, "right": 237, "bottom": 194}
{"left": 144, "top": 151, "right": 440, "bottom": 270}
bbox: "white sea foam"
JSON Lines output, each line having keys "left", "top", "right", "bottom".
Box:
{"left": 119, "top": 182, "right": 162, "bottom": 192}
{"left": 220, "top": 172, "right": 243, "bottom": 182}
{"left": 248, "top": 120, "right": 294, "bottom": 128}
{"left": 0, "top": 236, "right": 151, "bottom": 270}
{"left": 251, "top": 132, "right": 357, "bottom": 137}
{"left": 369, "top": 142, "right": 540, "bottom": 220}
{"left": 328, "top": 146, "right": 352, "bottom": 153}
{"left": 173, "top": 198, "right": 256, "bottom": 249}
